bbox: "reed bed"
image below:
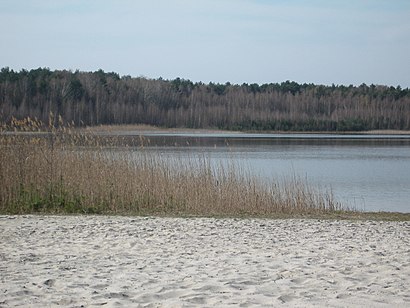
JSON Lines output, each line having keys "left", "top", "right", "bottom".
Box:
{"left": 0, "top": 118, "right": 347, "bottom": 217}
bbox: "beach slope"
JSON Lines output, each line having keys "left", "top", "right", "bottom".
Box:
{"left": 0, "top": 216, "right": 409, "bottom": 307}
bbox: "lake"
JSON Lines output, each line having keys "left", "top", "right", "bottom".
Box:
{"left": 103, "top": 131, "right": 410, "bottom": 213}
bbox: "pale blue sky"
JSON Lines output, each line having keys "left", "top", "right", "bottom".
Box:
{"left": 1, "top": 0, "right": 409, "bottom": 86}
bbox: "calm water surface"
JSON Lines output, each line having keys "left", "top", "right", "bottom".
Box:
{"left": 111, "top": 132, "right": 410, "bottom": 213}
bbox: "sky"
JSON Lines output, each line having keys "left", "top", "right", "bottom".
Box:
{"left": 1, "top": 0, "right": 409, "bottom": 87}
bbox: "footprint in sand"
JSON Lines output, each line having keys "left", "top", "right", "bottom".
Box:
{"left": 278, "top": 294, "right": 297, "bottom": 303}
{"left": 44, "top": 279, "right": 55, "bottom": 287}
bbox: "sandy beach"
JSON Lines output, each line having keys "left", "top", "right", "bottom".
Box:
{"left": 0, "top": 216, "right": 409, "bottom": 307}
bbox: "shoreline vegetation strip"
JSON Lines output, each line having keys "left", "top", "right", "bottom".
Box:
{"left": 2, "top": 68, "right": 410, "bottom": 132}
{"left": 1, "top": 118, "right": 409, "bottom": 221}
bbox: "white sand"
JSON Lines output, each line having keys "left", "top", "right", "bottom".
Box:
{"left": 0, "top": 216, "right": 409, "bottom": 307}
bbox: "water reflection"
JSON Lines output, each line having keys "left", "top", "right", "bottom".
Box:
{"left": 105, "top": 132, "right": 410, "bottom": 213}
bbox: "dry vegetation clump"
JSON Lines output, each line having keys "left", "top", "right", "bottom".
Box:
{"left": 0, "top": 117, "right": 347, "bottom": 217}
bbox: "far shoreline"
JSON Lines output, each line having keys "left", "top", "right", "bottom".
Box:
{"left": 82, "top": 124, "right": 410, "bottom": 136}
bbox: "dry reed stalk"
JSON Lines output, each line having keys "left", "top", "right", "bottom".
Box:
{"left": 0, "top": 118, "right": 347, "bottom": 216}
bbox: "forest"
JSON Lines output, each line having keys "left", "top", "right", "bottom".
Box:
{"left": 1, "top": 67, "right": 410, "bottom": 131}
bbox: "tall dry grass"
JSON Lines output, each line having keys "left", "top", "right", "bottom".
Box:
{"left": 0, "top": 117, "right": 347, "bottom": 216}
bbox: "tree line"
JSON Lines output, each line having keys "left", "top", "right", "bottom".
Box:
{"left": 1, "top": 67, "right": 410, "bottom": 131}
